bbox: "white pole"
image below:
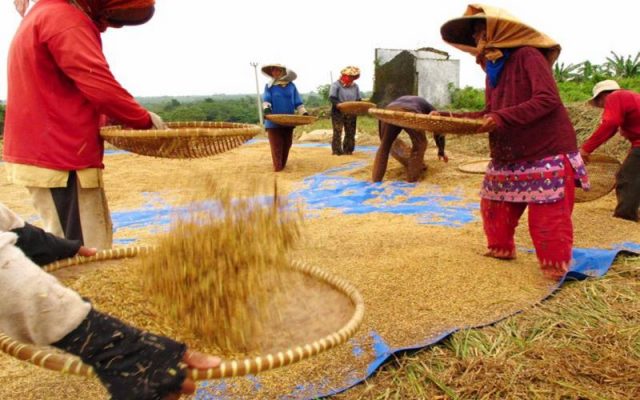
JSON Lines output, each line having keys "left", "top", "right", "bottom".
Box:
{"left": 250, "top": 62, "right": 263, "bottom": 126}
{"left": 330, "top": 71, "right": 334, "bottom": 84}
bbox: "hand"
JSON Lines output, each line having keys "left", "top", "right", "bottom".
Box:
{"left": 477, "top": 115, "right": 497, "bottom": 132}
{"left": 263, "top": 107, "right": 272, "bottom": 115}
{"left": 438, "top": 153, "right": 449, "bottom": 163}
{"left": 77, "top": 246, "right": 97, "bottom": 257}
{"left": 579, "top": 148, "right": 590, "bottom": 163}
{"left": 303, "top": 112, "right": 309, "bottom": 116}
{"left": 164, "top": 351, "right": 221, "bottom": 400}
{"left": 149, "top": 111, "right": 168, "bottom": 130}
{"left": 14, "top": 0, "right": 29, "bottom": 16}
{"left": 428, "top": 110, "right": 441, "bottom": 116}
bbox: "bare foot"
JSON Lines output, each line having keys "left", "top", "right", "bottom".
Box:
{"left": 484, "top": 248, "right": 517, "bottom": 260}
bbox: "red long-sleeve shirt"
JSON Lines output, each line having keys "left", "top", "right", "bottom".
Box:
{"left": 581, "top": 90, "right": 640, "bottom": 154}
{"left": 3, "top": 0, "right": 152, "bottom": 171}
{"left": 458, "top": 46, "right": 578, "bottom": 163}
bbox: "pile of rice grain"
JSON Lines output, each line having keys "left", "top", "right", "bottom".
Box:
{"left": 140, "top": 184, "right": 301, "bottom": 353}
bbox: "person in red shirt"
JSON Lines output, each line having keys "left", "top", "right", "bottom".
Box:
{"left": 440, "top": 5, "right": 589, "bottom": 279}
{"left": 3, "top": 0, "right": 166, "bottom": 250}
{"left": 580, "top": 80, "right": 640, "bottom": 222}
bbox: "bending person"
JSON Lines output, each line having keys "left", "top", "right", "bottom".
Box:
{"left": 580, "top": 80, "right": 640, "bottom": 222}
{"left": 372, "top": 96, "right": 447, "bottom": 182}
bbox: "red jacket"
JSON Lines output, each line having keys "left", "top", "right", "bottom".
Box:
{"left": 459, "top": 47, "right": 578, "bottom": 163}
{"left": 581, "top": 90, "right": 640, "bottom": 153}
{"left": 3, "top": 0, "right": 151, "bottom": 171}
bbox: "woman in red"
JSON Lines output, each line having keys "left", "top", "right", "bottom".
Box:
{"left": 440, "top": 5, "right": 589, "bottom": 279}
{"left": 4, "top": 0, "right": 166, "bottom": 250}
{"left": 580, "top": 80, "right": 640, "bottom": 222}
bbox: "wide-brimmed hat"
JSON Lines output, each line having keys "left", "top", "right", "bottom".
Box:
{"left": 261, "top": 64, "right": 287, "bottom": 78}
{"left": 340, "top": 66, "right": 361, "bottom": 79}
{"left": 440, "top": 4, "right": 561, "bottom": 66}
{"left": 589, "top": 80, "right": 620, "bottom": 105}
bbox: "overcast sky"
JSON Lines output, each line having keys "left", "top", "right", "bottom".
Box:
{"left": 1, "top": 0, "right": 638, "bottom": 99}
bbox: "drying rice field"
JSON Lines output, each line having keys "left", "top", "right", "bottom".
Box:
{"left": 0, "top": 114, "right": 638, "bottom": 399}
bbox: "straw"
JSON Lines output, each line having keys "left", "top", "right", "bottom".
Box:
{"left": 0, "top": 249, "right": 364, "bottom": 381}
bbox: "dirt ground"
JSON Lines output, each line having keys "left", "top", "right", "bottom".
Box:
{"left": 0, "top": 133, "right": 638, "bottom": 399}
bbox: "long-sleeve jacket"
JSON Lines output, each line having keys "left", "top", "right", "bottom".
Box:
{"left": 457, "top": 46, "right": 577, "bottom": 162}
{"left": 0, "top": 203, "right": 90, "bottom": 345}
{"left": 262, "top": 82, "right": 304, "bottom": 129}
{"left": 581, "top": 90, "right": 640, "bottom": 153}
{"left": 3, "top": 0, "right": 152, "bottom": 171}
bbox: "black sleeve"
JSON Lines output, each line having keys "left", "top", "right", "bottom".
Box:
{"left": 53, "top": 309, "right": 187, "bottom": 400}
{"left": 11, "top": 222, "right": 81, "bottom": 266}
{"left": 434, "top": 134, "right": 446, "bottom": 156}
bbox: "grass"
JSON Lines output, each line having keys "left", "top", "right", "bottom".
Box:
{"left": 339, "top": 255, "right": 640, "bottom": 399}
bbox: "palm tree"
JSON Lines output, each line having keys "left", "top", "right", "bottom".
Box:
{"left": 553, "top": 62, "right": 581, "bottom": 82}
{"left": 604, "top": 51, "right": 640, "bottom": 78}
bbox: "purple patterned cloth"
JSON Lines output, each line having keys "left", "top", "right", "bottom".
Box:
{"left": 481, "top": 152, "right": 590, "bottom": 204}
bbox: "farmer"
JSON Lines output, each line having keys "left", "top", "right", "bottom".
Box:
{"left": 262, "top": 63, "right": 308, "bottom": 172}
{"left": 0, "top": 202, "right": 220, "bottom": 399}
{"left": 372, "top": 96, "right": 447, "bottom": 182}
{"left": 329, "top": 66, "right": 362, "bottom": 155}
{"left": 580, "top": 80, "right": 640, "bottom": 222}
{"left": 439, "top": 4, "right": 589, "bottom": 279}
{"left": 3, "top": 0, "right": 167, "bottom": 251}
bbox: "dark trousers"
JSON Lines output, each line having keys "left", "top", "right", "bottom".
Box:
{"left": 331, "top": 111, "right": 357, "bottom": 154}
{"left": 50, "top": 171, "right": 84, "bottom": 243}
{"left": 614, "top": 147, "right": 640, "bottom": 222}
{"left": 372, "top": 121, "right": 427, "bottom": 182}
{"left": 267, "top": 127, "right": 294, "bottom": 172}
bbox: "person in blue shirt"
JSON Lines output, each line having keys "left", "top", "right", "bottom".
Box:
{"left": 262, "top": 64, "right": 308, "bottom": 171}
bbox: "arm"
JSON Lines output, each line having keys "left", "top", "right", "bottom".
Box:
{"left": 47, "top": 25, "right": 152, "bottom": 129}
{"left": 12, "top": 223, "right": 81, "bottom": 266}
{"left": 581, "top": 96, "right": 623, "bottom": 154}
{"left": 434, "top": 133, "right": 448, "bottom": 162}
{"left": 329, "top": 82, "right": 340, "bottom": 106}
{"left": 262, "top": 84, "right": 272, "bottom": 112}
{"left": 489, "top": 48, "right": 563, "bottom": 128}
{"left": 292, "top": 84, "right": 307, "bottom": 114}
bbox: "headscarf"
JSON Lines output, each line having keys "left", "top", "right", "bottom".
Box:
{"left": 440, "top": 4, "right": 561, "bottom": 67}
{"left": 71, "top": 0, "right": 155, "bottom": 32}
{"left": 261, "top": 64, "right": 298, "bottom": 88}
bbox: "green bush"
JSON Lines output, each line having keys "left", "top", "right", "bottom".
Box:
{"left": 448, "top": 85, "right": 485, "bottom": 111}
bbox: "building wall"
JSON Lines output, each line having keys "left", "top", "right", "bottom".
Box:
{"left": 416, "top": 58, "right": 460, "bottom": 107}
{"left": 374, "top": 48, "right": 459, "bottom": 107}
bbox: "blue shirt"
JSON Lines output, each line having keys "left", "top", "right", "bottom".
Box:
{"left": 263, "top": 82, "right": 303, "bottom": 128}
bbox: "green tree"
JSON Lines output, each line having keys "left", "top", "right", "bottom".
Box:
{"left": 316, "top": 84, "right": 330, "bottom": 102}
{"left": 604, "top": 51, "right": 640, "bottom": 78}
{"left": 553, "top": 62, "right": 580, "bottom": 82}
{"left": 0, "top": 103, "right": 5, "bottom": 137}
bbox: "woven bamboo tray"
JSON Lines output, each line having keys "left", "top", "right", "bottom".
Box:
{"left": 100, "top": 121, "right": 262, "bottom": 158}
{"left": 0, "top": 247, "right": 365, "bottom": 381}
{"left": 337, "top": 101, "right": 377, "bottom": 116}
{"left": 264, "top": 114, "right": 317, "bottom": 127}
{"left": 457, "top": 159, "right": 491, "bottom": 174}
{"left": 575, "top": 153, "right": 620, "bottom": 203}
{"left": 368, "top": 109, "right": 484, "bottom": 134}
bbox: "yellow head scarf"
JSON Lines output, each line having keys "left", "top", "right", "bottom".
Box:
{"left": 440, "top": 4, "right": 561, "bottom": 66}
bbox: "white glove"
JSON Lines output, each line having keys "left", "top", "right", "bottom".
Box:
{"left": 296, "top": 105, "right": 309, "bottom": 115}
{"left": 148, "top": 111, "right": 168, "bottom": 130}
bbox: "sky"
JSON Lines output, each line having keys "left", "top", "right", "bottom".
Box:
{"left": 0, "top": 0, "right": 638, "bottom": 99}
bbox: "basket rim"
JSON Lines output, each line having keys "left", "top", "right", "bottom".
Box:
{"left": 0, "top": 247, "right": 365, "bottom": 381}
{"left": 457, "top": 158, "right": 492, "bottom": 174}
{"left": 368, "top": 108, "right": 484, "bottom": 127}
{"left": 101, "top": 122, "right": 263, "bottom": 139}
